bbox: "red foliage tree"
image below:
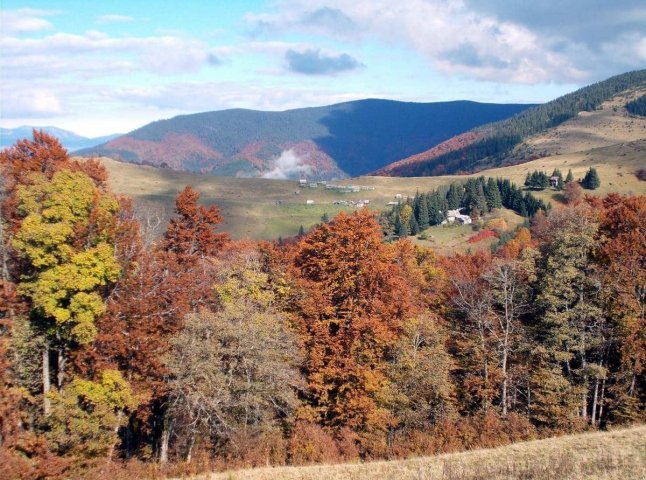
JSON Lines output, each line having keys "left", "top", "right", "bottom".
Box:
{"left": 163, "top": 185, "right": 229, "bottom": 260}
{"left": 289, "top": 210, "right": 416, "bottom": 442}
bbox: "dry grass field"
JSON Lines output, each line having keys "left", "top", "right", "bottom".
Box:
{"left": 196, "top": 425, "right": 646, "bottom": 480}
{"left": 94, "top": 91, "right": 646, "bottom": 244}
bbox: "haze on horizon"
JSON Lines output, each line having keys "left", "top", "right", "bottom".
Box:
{"left": 1, "top": 0, "right": 645, "bottom": 137}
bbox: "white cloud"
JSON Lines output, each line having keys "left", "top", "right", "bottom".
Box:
{"left": 2, "top": 87, "right": 63, "bottom": 117}
{"left": 0, "top": 31, "right": 220, "bottom": 76}
{"left": 245, "top": 0, "right": 642, "bottom": 83}
{"left": 262, "top": 149, "right": 313, "bottom": 179}
{"left": 0, "top": 9, "right": 56, "bottom": 34}
{"left": 96, "top": 14, "right": 135, "bottom": 24}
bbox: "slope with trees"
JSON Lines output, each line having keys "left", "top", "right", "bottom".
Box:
{"left": 378, "top": 69, "right": 646, "bottom": 177}
{"left": 0, "top": 132, "right": 644, "bottom": 479}
{"left": 77, "top": 99, "right": 531, "bottom": 178}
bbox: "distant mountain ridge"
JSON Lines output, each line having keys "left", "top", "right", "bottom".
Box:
{"left": 76, "top": 99, "right": 533, "bottom": 179}
{"left": 0, "top": 126, "right": 120, "bottom": 152}
{"left": 377, "top": 69, "right": 646, "bottom": 177}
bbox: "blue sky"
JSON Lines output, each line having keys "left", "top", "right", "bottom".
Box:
{"left": 1, "top": 1, "right": 645, "bottom": 136}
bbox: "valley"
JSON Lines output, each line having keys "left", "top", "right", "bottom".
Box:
{"left": 98, "top": 136, "right": 646, "bottom": 247}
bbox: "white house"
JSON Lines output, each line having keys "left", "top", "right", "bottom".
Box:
{"left": 443, "top": 208, "right": 472, "bottom": 225}
{"left": 306, "top": 199, "right": 314, "bottom": 205}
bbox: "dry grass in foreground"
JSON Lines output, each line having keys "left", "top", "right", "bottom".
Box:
{"left": 200, "top": 425, "right": 646, "bottom": 480}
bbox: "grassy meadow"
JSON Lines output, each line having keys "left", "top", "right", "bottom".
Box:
{"left": 94, "top": 97, "right": 646, "bottom": 246}
{"left": 97, "top": 137, "right": 645, "bottom": 246}
{"left": 197, "top": 425, "right": 646, "bottom": 480}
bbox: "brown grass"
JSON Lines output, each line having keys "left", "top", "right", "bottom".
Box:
{"left": 196, "top": 425, "right": 646, "bottom": 480}
{"left": 87, "top": 93, "right": 646, "bottom": 244}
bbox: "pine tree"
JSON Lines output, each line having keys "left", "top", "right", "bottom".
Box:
{"left": 566, "top": 169, "right": 574, "bottom": 183}
{"left": 408, "top": 213, "right": 420, "bottom": 235}
{"left": 582, "top": 167, "right": 601, "bottom": 190}
{"left": 485, "top": 177, "right": 503, "bottom": 210}
{"left": 417, "top": 194, "right": 430, "bottom": 229}
{"left": 321, "top": 212, "right": 330, "bottom": 223}
{"left": 397, "top": 216, "right": 408, "bottom": 237}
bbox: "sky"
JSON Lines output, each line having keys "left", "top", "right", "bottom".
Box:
{"left": 1, "top": 0, "right": 645, "bottom": 137}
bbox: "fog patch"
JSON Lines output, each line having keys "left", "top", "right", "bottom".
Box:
{"left": 262, "top": 149, "right": 313, "bottom": 179}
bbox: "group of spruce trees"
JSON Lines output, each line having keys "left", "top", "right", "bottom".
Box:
{"left": 525, "top": 167, "right": 600, "bottom": 191}
{"left": 390, "top": 176, "right": 547, "bottom": 237}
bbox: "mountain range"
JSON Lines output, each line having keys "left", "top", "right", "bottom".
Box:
{"left": 0, "top": 126, "right": 120, "bottom": 152}
{"left": 76, "top": 100, "right": 532, "bottom": 179}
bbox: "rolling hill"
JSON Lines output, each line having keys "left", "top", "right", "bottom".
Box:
{"left": 77, "top": 99, "right": 532, "bottom": 179}
{"left": 0, "top": 126, "right": 119, "bottom": 152}
{"left": 377, "top": 69, "right": 646, "bottom": 176}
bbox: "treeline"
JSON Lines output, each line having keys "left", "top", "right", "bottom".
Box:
{"left": 625, "top": 93, "right": 646, "bottom": 117}
{"left": 1, "top": 133, "right": 644, "bottom": 479}
{"left": 388, "top": 176, "right": 547, "bottom": 236}
{"left": 391, "top": 69, "right": 646, "bottom": 176}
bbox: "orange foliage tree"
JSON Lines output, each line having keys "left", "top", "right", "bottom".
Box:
{"left": 289, "top": 210, "right": 416, "bottom": 449}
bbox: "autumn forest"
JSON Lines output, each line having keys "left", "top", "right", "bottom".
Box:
{"left": 0, "top": 133, "right": 644, "bottom": 479}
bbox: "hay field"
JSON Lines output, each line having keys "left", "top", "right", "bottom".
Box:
{"left": 94, "top": 95, "right": 646, "bottom": 242}
{"left": 198, "top": 425, "right": 646, "bottom": 480}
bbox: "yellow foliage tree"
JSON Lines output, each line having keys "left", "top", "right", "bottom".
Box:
{"left": 12, "top": 170, "right": 121, "bottom": 413}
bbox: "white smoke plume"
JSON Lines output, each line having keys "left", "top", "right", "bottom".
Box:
{"left": 262, "top": 149, "right": 313, "bottom": 179}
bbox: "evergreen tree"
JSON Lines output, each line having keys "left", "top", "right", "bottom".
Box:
{"left": 321, "top": 212, "right": 330, "bottom": 223}
{"left": 485, "top": 177, "right": 503, "bottom": 210}
{"left": 298, "top": 225, "right": 305, "bottom": 237}
{"left": 566, "top": 169, "right": 574, "bottom": 183}
{"left": 394, "top": 212, "right": 405, "bottom": 237}
{"left": 408, "top": 213, "right": 419, "bottom": 235}
{"left": 582, "top": 167, "right": 601, "bottom": 190}
{"left": 447, "top": 183, "right": 463, "bottom": 209}
{"left": 417, "top": 194, "right": 430, "bottom": 229}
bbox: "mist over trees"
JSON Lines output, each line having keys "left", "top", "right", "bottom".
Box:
{"left": 0, "top": 132, "right": 644, "bottom": 479}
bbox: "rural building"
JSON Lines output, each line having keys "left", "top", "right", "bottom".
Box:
{"left": 306, "top": 199, "right": 314, "bottom": 205}
{"left": 549, "top": 176, "right": 560, "bottom": 187}
{"left": 442, "top": 208, "right": 472, "bottom": 225}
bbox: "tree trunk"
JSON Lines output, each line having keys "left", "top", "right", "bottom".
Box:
{"left": 42, "top": 342, "right": 51, "bottom": 416}
{"left": 160, "top": 418, "right": 172, "bottom": 463}
{"left": 591, "top": 377, "right": 599, "bottom": 426}
{"left": 185, "top": 431, "right": 195, "bottom": 463}
{"left": 501, "top": 349, "right": 508, "bottom": 416}
{"left": 598, "top": 376, "right": 606, "bottom": 425}
{"left": 580, "top": 356, "right": 588, "bottom": 419}
{"left": 107, "top": 410, "right": 123, "bottom": 463}
{"left": 57, "top": 349, "right": 66, "bottom": 389}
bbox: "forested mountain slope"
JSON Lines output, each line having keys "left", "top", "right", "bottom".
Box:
{"left": 377, "top": 69, "right": 646, "bottom": 176}
{"left": 77, "top": 99, "right": 531, "bottom": 179}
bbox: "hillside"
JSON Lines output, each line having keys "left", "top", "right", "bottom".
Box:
{"left": 78, "top": 99, "right": 531, "bottom": 179}
{"left": 0, "top": 126, "right": 119, "bottom": 151}
{"left": 98, "top": 134, "right": 645, "bottom": 245}
{"left": 378, "top": 69, "right": 646, "bottom": 176}
{"left": 203, "top": 425, "right": 646, "bottom": 480}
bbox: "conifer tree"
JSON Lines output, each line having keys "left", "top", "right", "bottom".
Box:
{"left": 582, "top": 167, "right": 601, "bottom": 190}
{"left": 417, "top": 194, "right": 430, "bottom": 229}
{"left": 408, "top": 213, "right": 419, "bottom": 235}
{"left": 566, "top": 169, "right": 574, "bottom": 183}
{"left": 485, "top": 177, "right": 503, "bottom": 210}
